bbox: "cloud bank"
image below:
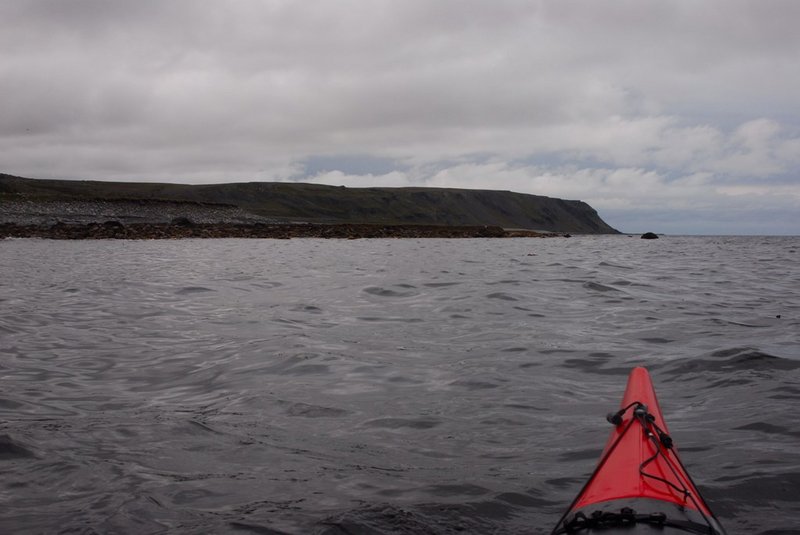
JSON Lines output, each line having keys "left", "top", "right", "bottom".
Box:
{"left": 1, "top": 1, "right": 798, "bottom": 234}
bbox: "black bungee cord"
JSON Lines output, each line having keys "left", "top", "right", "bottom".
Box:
{"left": 632, "top": 403, "right": 720, "bottom": 532}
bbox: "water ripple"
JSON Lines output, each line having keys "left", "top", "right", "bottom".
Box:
{"left": 0, "top": 236, "right": 798, "bottom": 533}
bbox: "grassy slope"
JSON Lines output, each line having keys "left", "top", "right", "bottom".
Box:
{"left": 0, "top": 173, "right": 619, "bottom": 233}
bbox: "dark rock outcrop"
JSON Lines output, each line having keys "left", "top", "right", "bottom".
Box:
{"left": 641, "top": 232, "right": 659, "bottom": 239}
{"left": 170, "top": 216, "right": 195, "bottom": 227}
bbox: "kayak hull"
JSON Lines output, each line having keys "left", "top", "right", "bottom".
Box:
{"left": 552, "top": 367, "right": 726, "bottom": 534}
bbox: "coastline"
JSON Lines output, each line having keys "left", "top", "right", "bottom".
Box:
{"left": 0, "top": 221, "right": 559, "bottom": 240}
{"left": 0, "top": 199, "right": 565, "bottom": 239}
{"left": 1, "top": 175, "right": 621, "bottom": 235}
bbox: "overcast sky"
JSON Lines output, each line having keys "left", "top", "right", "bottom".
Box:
{"left": 2, "top": 1, "right": 798, "bottom": 234}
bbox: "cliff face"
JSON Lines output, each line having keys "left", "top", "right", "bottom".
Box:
{"left": 0, "top": 173, "right": 619, "bottom": 234}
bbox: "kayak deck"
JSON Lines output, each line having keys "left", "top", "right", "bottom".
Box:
{"left": 552, "top": 367, "right": 726, "bottom": 534}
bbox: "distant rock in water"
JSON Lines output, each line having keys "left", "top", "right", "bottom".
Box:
{"left": 641, "top": 232, "right": 659, "bottom": 239}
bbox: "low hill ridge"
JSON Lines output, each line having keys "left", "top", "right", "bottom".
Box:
{"left": 0, "top": 173, "right": 618, "bottom": 234}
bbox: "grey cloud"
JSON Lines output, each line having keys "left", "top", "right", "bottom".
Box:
{"left": 1, "top": 1, "right": 798, "bottom": 233}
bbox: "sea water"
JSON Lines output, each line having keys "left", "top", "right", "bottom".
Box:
{"left": 1, "top": 235, "right": 798, "bottom": 533}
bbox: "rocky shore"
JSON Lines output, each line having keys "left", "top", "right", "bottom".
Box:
{"left": 0, "top": 198, "right": 567, "bottom": 239}
{"left": 0, "top": 220, "right": 558, "bottom": 240}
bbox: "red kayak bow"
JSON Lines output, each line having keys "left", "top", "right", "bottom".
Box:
{"left": 552, "top": 367, "right": 726, "bottom": 534}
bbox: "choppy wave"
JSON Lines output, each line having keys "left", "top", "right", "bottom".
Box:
{"left": 1, "top": 236, "right": 798, "bottom": 533}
